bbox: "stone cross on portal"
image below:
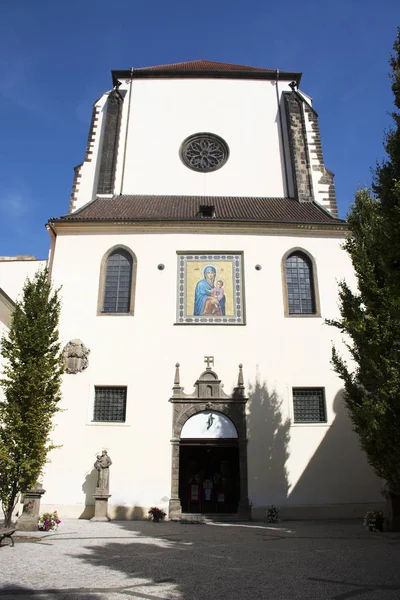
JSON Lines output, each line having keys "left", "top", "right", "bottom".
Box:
{"left": 204, "top": 356, "right": 214, "bottom": 369}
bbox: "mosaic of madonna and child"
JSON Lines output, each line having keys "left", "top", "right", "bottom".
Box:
{"left": 177, "top": 253, "right": 245, "bottom": 324}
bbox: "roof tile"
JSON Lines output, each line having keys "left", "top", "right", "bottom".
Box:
{"left": 53, "top": 196, "right": 345, "bottom": 226}
{"left": 134, "top": 60, "right": 276, "bottom": 73}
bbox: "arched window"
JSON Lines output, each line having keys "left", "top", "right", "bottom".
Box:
{"left": 284, "top": 251, "right": 317, "bottom": 315}
{"left": 98, "top": 246, "right": 137, "bottom": 315}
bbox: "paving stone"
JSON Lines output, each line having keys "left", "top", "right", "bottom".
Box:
{"left": 0, "top": 519, "right": 399, "bottom": 599}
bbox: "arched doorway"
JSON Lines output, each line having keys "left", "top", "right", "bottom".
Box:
{"left": 180, "top": 411, "right": 239, "bottom": 514}
{"left": 168, "top": 362, "right": 250, "bottom": 520}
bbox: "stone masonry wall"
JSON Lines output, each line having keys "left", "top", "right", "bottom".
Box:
{"left": 283, "top": 92, "right": 314, "bottom": 203}
{"left": 283, "top": 91, "right": 338, "bottom": 217}
{"left": 68, "top": 103, "right": 101, "bottom": 213}
{"left": 96, "top": 90, "right": 124, "bottom": 195}
{"left": 303, "top": 103, "right": 338, "bottom": 217}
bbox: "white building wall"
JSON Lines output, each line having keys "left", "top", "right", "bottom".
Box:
{"left": 0, "top": 258, "right": 46, "bottom": 301}
{"left": 70, "top": 77, "right": 338, "bottom": 213}
{"left": 119, "top": 79, "right": 289, "bottom": 198}
{"left": 70, "top": 94, "right": 109, "bottom": 212}
{"left": 41, "top": 228, "right": 382, "bottom": 518}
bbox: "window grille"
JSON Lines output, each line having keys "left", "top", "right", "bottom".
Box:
{"left": 293, "top": 388, "right": 326, "bottom": 423}
{"left": 285, "top": 253, "right": 315, "bottom": 314}
{"left": 93, "top": 387, "right": 127, "bottom": 422}
{"left": 103, "top": 250, "right": 132, "bottom": 313}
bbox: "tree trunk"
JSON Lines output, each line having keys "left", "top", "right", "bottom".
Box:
{"left": 386, "top": 493, "right": 400, "bottom": 532}
{"left": 2, "top": 493, "right": 18, "bottom": 528}
{"left": 3, "top": 505, "right": 14, "bottom": 528}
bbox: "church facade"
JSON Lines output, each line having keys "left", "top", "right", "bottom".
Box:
{"left": 1, "top": 61, "right": 382, "bottom": 520}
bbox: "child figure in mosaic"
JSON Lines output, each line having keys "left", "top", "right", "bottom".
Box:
{"left": 210, "top": 279, "right": 226, "bottom": 316}
{"left": 213, "top": 279, "right": 225, "bottom": 303}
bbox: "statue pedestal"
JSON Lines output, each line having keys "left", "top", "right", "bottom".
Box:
{"left": 17, "top": 484, "right": 46, "bottom": 531}
{"left": 168, "top": 498, "right": 182, "bottom": 521}
{"left": 91, "top": 493, "right": 111, "bottom": 522}
{"left": 237, "top": 499, "right": 251, "bottom": 521}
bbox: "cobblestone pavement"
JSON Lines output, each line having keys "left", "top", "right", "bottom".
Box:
{"left": 0, "top": 519, "right": 400, "bottom": 599}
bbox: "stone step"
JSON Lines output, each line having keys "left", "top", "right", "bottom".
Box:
{"left": 180, "top": 513, "right": 239, "bottom": 524}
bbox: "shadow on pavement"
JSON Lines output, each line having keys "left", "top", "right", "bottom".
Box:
{"left": 0, "top": 585, "right": 104, "bottom": 599}
{"left": 65, "top": 522, "right": 400, "bottom": 600}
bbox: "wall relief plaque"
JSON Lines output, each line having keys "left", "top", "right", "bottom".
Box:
{"left": 62, "top": 339, "right": 90, "bottom": 374}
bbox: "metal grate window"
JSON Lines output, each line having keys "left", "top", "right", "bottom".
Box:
{"left": 293, "top": 388, "right": 326, "bottom": 423}
{"left": 286, "top": 253, "right": 315, "bottom": 314}
{"left": 93, "top": 387, "right": 127, "bottom": 422}
{"left": 103, "top": 250, "right": 132, "bottom": 313}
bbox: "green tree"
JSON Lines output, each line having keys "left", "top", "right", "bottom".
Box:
{"left": 329, "top": 30, "right": 400, "bottom": 530}
{"left": 0, "top": 267, "right": 63, "bottom": 527}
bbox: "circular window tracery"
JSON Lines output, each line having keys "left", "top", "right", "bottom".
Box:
{"left": 179, "top": 133, "right": 229, "bottom": 173}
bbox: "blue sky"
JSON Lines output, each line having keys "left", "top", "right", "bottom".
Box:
{"left": 0, "top": 0, "right": 398, "bottom": 259}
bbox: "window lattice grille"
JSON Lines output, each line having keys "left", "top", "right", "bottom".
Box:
{"left": 286, "top": 253, "right": 315, "bottom": 314}
{"left": 94, "top": 387, "right": 127, "bottom": 422}
{"left": 103, "top": 250, "right": 132, "bottom": 313}
{"left": 293, "top": 388, "right": 326, "bottom": 423}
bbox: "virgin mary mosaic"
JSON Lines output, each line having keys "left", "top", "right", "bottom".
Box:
{"left": 177, "top": 253, "right": 245, "bottom": 324}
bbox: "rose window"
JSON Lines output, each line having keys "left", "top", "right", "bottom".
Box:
{"left": 179, "top": 133, "right": 229, "bottom": 172}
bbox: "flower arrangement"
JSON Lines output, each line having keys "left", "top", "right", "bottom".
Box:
{"left": 363, "top": 509, "right": 385, "bottom": 532}
{"left": 148, "top": 507, "right": 166, "bottom": 522}
{"left": 38, "top": 511, "right": 61, "bottom": 532}
{"left": 266, "top": 505, "right": 280, "bottom": 523}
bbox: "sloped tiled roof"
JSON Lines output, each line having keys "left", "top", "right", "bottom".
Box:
{"left": 112, "top": 60, "right": 302, "bottom": 85}
{"left": 134, "top": 60, "right": 276, "bottom": 73}
{"left": 51, "top": 196, "right": 345, "bottom": 227}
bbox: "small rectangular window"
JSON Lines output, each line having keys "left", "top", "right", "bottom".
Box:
{"left": 292, "top": 388, "right": 326, "bottom": 423}
{"left": 93, "top": 386, "right": 127, "bottom": 422}
{"left": 199, "top": 204, "right": 215, "bottom": 218}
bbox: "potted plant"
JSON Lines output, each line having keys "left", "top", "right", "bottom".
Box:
{"left": 363, "top": 509, "right": 385, "bottom": 532}
{"left": 266, "top": 505, "right": 280, "bottom": 523}
{"left": 148, "top": 507, "right": 166, "bottom": 523}
{"left": 38, "top": 511, "right": 61, "bottom": 532}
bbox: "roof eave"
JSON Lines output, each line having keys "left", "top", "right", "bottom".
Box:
{"left": 48, "top": 217, "right": 347, "bottom": 230}
{"left": 111, "top": 69, "right": 302, "bottom": 86}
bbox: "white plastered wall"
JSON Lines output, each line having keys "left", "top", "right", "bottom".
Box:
{"left": 0, "top": 259, "right": 46, "bottom": 301}
{"left": 302, "top": 99, "right": 334, "bottom": 214}
{"left": 70, "top": 94, "right": 109, "bottom": 211}
{"left": 40, "top": 227, "right": 382, "bottom": 518}
{"left": 71, "top": 77, "right": 295, "bottom": 211}
{"left": 119, "top": 79, "right": 289, "bottom": 197}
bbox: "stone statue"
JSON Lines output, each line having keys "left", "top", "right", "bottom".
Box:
{"left": 62, "top": 339, "right": 90, "bottom": 374}
{"left": 94, "top": 450, "right": 112, "bottom": 493}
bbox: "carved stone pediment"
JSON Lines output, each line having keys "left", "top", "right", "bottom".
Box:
{"left": 172, "top": 363, "right": 245, "bottom": 401}
{"left": 191, "top": 369, "right": 227, "bottom": 400}
{"left": 62, "top": 339, "right": 90, "bottom": 374}
{"left": 170, "top": 362, "right": 247, "bottom": 438}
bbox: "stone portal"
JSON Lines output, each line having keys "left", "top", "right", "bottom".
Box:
{"left": 169, "top": 362, "right": 250, "bottom": 520}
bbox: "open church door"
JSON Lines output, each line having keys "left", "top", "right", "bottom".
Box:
{"left": 179, "top": 440, "right": 240, "bottom": 514}
{"left": 179, "top": 410, "right": 239, "bottom": 514}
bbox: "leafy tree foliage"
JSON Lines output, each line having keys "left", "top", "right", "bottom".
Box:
{"left": 329, "top": 30, "right": 400, "bottom": 500}
{"left": 0, "top": 268, "right": 63, "bottom": 526}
